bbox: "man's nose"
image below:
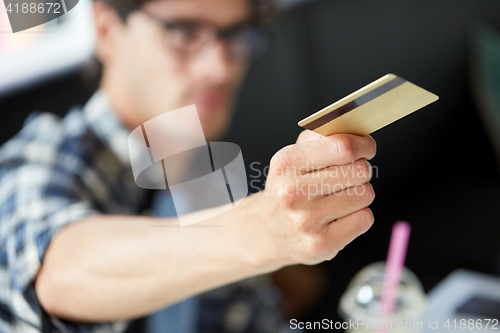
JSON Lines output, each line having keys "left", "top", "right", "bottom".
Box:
{"left": 191, "top": 40, "right": 232, "bottom": 85}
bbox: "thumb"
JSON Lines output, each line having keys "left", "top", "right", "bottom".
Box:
{"left": 296, "top": 130, "right": 323, "bottom": 144}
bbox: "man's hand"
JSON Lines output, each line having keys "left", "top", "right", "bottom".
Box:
{"left": 253, "top": 130, "right": 376, "bottom": 267}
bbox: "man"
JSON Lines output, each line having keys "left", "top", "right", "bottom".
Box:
{"left": 0, "top": 0, "right": 376, "bottom": 331}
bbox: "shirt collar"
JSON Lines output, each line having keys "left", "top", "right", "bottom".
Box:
{"left": 82, "top": 90, "right": 132, "bottom": 166}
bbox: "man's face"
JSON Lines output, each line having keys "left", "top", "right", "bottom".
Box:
{"left": 97, "top": 0, "right": 252, "bottom": 141}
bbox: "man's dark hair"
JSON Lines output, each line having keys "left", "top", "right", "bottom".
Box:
{"left": 84, "top": 0, "right": 277, "bottom": 92}
{"left": 98, "top": 0, "right": 277, "bottom": 24}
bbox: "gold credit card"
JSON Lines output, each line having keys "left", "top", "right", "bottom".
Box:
{"left": 297, "top": 74, "right": 439, "bottom": 136}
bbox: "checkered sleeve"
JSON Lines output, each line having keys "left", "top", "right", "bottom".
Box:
{"left": 0, "top": 117, "right": 130, "bottom": 332}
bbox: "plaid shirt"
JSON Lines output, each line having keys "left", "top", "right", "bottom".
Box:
{"left": 0, "top": 92, "right": 289, "bottom": 333}
{"left": 0, "top": 92, "right": 148, "bottom": 332}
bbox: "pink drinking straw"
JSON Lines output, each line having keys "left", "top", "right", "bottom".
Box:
{"left": 378, "top": 221, "right": 411, "bottom": 332}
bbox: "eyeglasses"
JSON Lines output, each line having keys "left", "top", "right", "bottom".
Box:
{"left": 140, "top": 11, "right": 271, "bottom": 61}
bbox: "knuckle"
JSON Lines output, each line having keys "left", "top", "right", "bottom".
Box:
{"left": 333, "top": 135, "right": 355, "bottom": 162}
{"left": 277, "top": 183, "right": 300, "bottom": 207}
{"left": 270, "top": 146, "right": 296, "bottom": 174}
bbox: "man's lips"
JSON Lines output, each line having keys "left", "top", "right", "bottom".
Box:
{"left": 191, "top": 91, "right": 229, "bottom": 114}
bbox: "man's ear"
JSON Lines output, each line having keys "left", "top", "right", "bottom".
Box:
{"left": 93, "top": 1, "right": 124, "bottom": 65}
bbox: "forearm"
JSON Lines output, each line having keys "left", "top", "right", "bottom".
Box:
{"left": 35, "top": 192, "right": 280, "bottom": 322}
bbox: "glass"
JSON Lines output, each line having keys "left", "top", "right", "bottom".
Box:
{"left": 339, "top": 261, "right": 427, "bottom": 333}
{"left": 140, "top": 10, "right": 271, "bottom": 61}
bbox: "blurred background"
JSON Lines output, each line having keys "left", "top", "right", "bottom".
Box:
{"left": 1, "top": 0, "right": 500, "bottom": 331}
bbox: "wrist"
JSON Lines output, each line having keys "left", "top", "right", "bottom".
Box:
{"left": 228, "top": 191, "right": 288, "bottom": 274}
